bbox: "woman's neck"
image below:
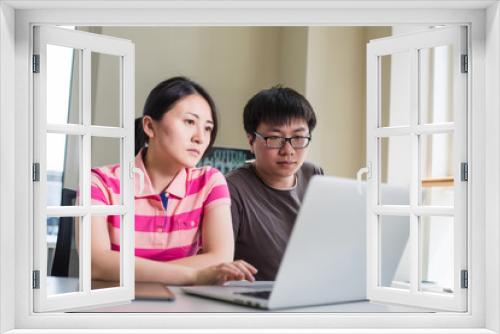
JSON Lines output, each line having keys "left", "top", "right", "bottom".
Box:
{"left": 143, "top": 147, "right": 183, "bottom": 194}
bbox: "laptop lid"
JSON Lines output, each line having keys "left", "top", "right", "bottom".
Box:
{"left": 268, "top": 176, "right": 367, "bottom": 309}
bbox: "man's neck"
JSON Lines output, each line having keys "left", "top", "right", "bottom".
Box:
{"left": 253, "top": 164, "right": 296, "bottom": 190}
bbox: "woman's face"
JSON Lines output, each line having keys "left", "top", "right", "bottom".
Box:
{"left": 144, "top": 94, "right": 214, "bottom": 169}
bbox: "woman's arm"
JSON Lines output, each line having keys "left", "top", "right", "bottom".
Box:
{"left": 168, "top": 204, "right": 257, "bottom": 282}
{"left": 90, "top": 214, "right": 256, "bottom": 285}
{"left": 168, "top": 204, "right": 234, "bottom": 268}
{"left": 90, "top": 215, "right": 196, "bottom": 285}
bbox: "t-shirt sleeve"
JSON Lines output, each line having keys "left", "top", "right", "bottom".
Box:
{"left": 315, "top": 165, "right": 325, "bottom": 175}
{"left": 203, "top": 168, "right": 231, "bottom": 211}
{"left": 226, "top": 179, "right": 243, "bottom": 240}
{"left": 91, "top": 168, "right": 111, "bottom": 205}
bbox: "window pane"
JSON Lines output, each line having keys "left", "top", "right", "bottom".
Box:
{"left": 419, "top": 45, "right": 453, "bottom": 125}
{"left": 91, "top": 52, "right": 121, "bottom": 127}
{"left": 379, "top": 52, "right": 410, "bottom": 127}
{"left": 420, "top": 216, "right": 453, "bottom": 294}
{"left": 46, "top": 44, "right": 81, "bottom": 125}
{"left": 420, "top": 133, "right": 454, "bottom": 206}
{"left": 47, "top": 216, "right": 81, "bottom": 295}
{"left": 379, "top": 136, "right": 410, "bottom": 205}
{"left": 46, "top": 133, "right": 81, "bottom": 207}
{"left": 91, "top": 136, "right": 122, "bottom": 206}
{"left": 91, "top": 215, "right": 121, "bottom": 290}
{"left": 379, "top": 215, "right": 411, "bottom": 290}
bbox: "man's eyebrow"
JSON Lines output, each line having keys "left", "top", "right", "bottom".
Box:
{"left": 268, "top": 127, "right": 308, "bottom": 133}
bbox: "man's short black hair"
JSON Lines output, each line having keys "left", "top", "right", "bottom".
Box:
{"left": 243, "top": 85, "right": 317, "bottom": 136}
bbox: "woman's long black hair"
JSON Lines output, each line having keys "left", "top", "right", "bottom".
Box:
{"left": 135, "top": 76, "right": 218, "bottom": 156}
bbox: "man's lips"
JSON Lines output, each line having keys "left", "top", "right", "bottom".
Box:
{"left": 277, "top": 161, "right": 297, "bottom": 165}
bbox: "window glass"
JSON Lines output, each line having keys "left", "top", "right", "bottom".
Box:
{"left": 379, "top": 215, "right": 411, "bottom": 290}
{"left": 379, "top": 52, "right": 410, "bottom": 127}
{"left": 46, "top": 44, "right": 81, "bottom": 125}
{"left": 419, "top": 45, "right": 453, "bottom": 125}
{"left": 379, "top": 136, "right": 411, "bottom": 205}
{"left": 420, "top": 133, "right": 454, "bottom": 206}
{"left": 420, "top": 216, "right": 454, "bottom": 294}
{"left": 91, "top": 52, "right": 121, "bottom": 127}
{"left": 46, "top": 216, "right": 81, "bottom": 295}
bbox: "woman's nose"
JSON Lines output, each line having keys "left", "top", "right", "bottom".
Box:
{"left": 192, "top": 126, "right": 205, "bottom": 144}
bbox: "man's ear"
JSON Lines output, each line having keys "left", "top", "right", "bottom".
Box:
{"left": 142, "top": 116, "right": 155, "bottom": 140}
{"left": 247, "top": 133, "right": 255, "bottom": 154}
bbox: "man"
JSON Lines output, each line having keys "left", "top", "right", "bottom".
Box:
{"left": 226, "top": 86, "right": 323, "bottom": 281}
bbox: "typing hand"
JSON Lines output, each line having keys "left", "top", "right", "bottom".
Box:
{"left": 195, "top": 260, "right": 257, "bottom": 285}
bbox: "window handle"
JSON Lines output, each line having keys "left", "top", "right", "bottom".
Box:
{"left": 130, "top": 161, "right": 145, "bottom": 194}
{"left": 356, "top": 162, "right": 371, "bottom": 195}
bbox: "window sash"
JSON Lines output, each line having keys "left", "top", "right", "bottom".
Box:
{"left": 366, "top": 26, "right": 468, "bottom": 311}
{"left": 32, "top": 25, "right": 136, "bottom": 312}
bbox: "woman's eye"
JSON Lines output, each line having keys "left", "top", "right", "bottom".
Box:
{"left": 184, "top": 119, "right": 195, "bottom": 125}
{"left": 205, "top": 126, "right": 213, "bottom": 133}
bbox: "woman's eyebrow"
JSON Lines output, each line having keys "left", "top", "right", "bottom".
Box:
{"left": 187, "top": 112, "right": 214, "bottom": 125}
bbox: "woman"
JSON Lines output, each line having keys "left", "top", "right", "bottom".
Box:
{"left": 90, "top": 77, "right": 256, "bottom": 285}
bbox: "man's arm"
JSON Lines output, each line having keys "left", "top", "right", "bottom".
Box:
{"left": 227, "top": 180, "right": 243, "bottom": 241}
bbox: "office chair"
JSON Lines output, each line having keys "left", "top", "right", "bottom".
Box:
{"left": 50, "top": 188, "right": 77, "bottom": 277}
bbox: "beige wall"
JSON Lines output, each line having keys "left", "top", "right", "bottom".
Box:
{"left": 304, "top": 27, "right": 391, "bottom": 177}
{"left": 90, "top": 27, "right": 283, "bottom": 157}
{"left": 85, "top": 26, "right": 391, "bottom": 177}
{"left": 305, "top": 27, "right": 366, "bottom": 177}
{"left": 278, "top": 27, "right": 308, "bottom": 95}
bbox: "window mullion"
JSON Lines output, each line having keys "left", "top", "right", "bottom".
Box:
{"left": 81, "top": 47, "right": 92, "bottom": 294}
{"left": 410, "top": 47, "right": 420, "bottom": 295}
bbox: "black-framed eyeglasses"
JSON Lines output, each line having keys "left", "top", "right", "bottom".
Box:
{"left": 254, "top": 132, "right": 311, "bottom": 149}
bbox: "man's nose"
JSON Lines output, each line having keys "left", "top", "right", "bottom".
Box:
{"left": 279, "top": 140, "right": 295, "bottom": 154}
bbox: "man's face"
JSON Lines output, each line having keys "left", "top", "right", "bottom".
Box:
{"left": 249, "top": 118, "right": 310, "bottom": 181}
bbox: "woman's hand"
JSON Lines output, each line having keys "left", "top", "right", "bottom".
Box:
{"left": 194, "top": 260, "right": 258, "bottom": 285}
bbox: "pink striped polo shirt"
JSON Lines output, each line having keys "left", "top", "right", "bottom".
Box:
{"left": 90, "top": 150, "right": 231, "bottom": 262}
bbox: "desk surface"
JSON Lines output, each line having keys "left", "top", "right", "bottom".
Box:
{"left": 48, "top": 277, "right": 434, "bottom": 313}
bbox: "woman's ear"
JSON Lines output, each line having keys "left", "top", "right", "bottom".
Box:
{"left": 142, "top": 116, "right": 155, "bottom": 140}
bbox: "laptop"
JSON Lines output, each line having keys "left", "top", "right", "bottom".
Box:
{"left": 181, "top": 176, "right": 409, "bottom": 310}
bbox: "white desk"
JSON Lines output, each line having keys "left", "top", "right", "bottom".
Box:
{"left": 48, "top": 277, "right": 435, "bottom": 313}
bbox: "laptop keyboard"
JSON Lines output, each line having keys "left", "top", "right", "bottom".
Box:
{"left": 235, "top": 290, "right": 271, "bottom": 300}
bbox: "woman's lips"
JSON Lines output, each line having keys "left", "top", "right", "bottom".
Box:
{"left": 187, "top": 149, "right": 201, "bottom": 156}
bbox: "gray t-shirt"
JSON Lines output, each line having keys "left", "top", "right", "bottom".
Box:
{"left": 226, "top": 162, "right": 324, "bottom": 280}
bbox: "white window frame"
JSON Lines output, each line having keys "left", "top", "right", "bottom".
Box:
{"left": 0, "top": 1, "right": 498, "bottom": 333}
{"left": 32, "top": 25, "right": 136, "bottom": 312}
{"left": 366, "top": 26, "right": 468, "bottom": 312}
